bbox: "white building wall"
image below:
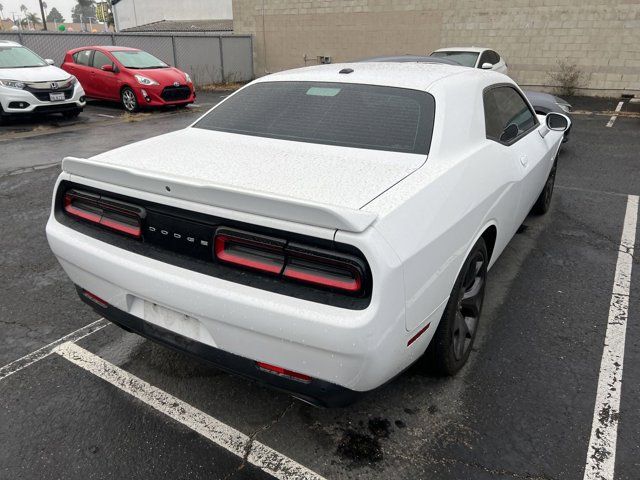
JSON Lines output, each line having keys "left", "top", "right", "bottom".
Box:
{"left": 114, "top": 0, "right": 233, "bottom": 30}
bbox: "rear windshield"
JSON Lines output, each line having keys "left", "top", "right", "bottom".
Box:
{"left": 431, "top": 51, "right": 479, "bottom": 68}
{"left": 0, "top": 46, "right": 46, "bottom": 68}
{"left": 194, "top": 81, "right": 435, "bottom": 154}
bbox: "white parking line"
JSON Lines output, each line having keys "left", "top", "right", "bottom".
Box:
{"left": 0, "top": 318, "right": 108, "bottom": 381}
{"left": 583, "top": 194, "right": 638, "bottom": 480}
{"left": 605, "top": 101, "right": 625, "bottom": 128}
{"left": 54, "top": 341, "right": 325, "bottom": 480}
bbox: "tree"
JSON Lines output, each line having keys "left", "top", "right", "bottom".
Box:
{"left": 0, "top": 4, "right": 5, "bottom": 21}
{"left": 71, "top": 0, "right": 96, "bottom": 24}
{"left": 46, "top": 7, "right": 64, "bottom": 23}
{"left": 25, "top": 12, "right": 41, "bottom": 27}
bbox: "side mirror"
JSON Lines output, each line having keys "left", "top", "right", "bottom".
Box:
{"left": 481, "top": 62, "right": 493, "bottom": 70}
{"left": 546, "top": 112, "right": 570, "bottom": 132}
{"left": 500, "top": 123, "right": 519, "bottom": 143}
{"left": 101, "top": 64, "right": 114, "bottom": 72}
{"left": 45, "top": 59, "right": 55, "bottom": 65}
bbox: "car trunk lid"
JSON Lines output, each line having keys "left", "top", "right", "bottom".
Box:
{"left": 63, "top": 128, "right": 427, "bottom": 232}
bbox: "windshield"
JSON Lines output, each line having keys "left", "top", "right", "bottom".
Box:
{"left": 431, "top": 51, "right": 479, "bottom": 67}
{"left": 194, "top": 81, "right": 435, "bottom": 154}
{"left": 0, "top": 46, "right": 47, "bottom": 68}
{"left": 111, "top": 50, "right": 168, "bottom": 69}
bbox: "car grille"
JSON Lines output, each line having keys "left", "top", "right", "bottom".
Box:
{"left": 27, "top": 87, "right": 74, "bottom": 102}
{"left": 33, "top": 103, "right": 78, "bottom": 113}
{"left": 161, "top": 85, "right": 191, "bottom": 102}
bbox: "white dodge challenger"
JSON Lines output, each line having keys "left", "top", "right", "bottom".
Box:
{"left": 46, "top": 62, "right": 569, "bottom": 406}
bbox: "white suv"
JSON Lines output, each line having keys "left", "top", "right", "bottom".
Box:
{"left": 0, "top": 40, "right": 86, "bottom": 123}
{"left": 431, "top": 47, "right": 508, "bottom": 74}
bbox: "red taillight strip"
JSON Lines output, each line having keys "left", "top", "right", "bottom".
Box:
{"left": 214, "top": 234, "right": 285, "bottom": 274}
{"left": 64, "top": 203, "right": 101, "bottom": 223}
{"left": 257, "top": 362, "right": 311, "bottom": 383}
{"left": 213, "top": 227, "right": 367, "bottom": 295}
{"left": 407, "top": 323, "right": 431, "bottom": 346}
{"left": 283, "top": 265, "right": 361, "bottom": 292}
{"left": 64, "top": 190, "right": 143, "bottom": 238}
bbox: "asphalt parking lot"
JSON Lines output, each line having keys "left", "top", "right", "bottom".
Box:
{"left": 1, "top": 95, "right": 639, "bottom": 480}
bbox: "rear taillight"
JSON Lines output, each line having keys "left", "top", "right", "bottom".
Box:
{"left": 257, "top": 362, "right": 311, "bottom": 383}
{"left": 64, "top": 189, "right": 145, "bottom": 238}
{"left": 214, "top": 227, "right": 366, "bottom": 295}
{"left": 214, "top": 229, "right": 285, "bottom": 275}
{"left": 283, "top": 243, "right": 362, "bottom": 293}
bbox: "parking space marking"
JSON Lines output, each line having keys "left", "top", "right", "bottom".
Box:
{"left": 0, "top": 318, "right": 108, "bottom": 381}
{"left": 54, "top": 341, "right": 325, "bottom": 480}
{"left": 583, "top": 194, "right": 638, "bottom": 480}
{"left": 605, "top": 101, "right": 625, "bottom": 128}
{"left": 96, "top": 114, "right": 117, "bottom": 118}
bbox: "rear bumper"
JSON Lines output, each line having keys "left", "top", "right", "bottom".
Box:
{"left": 77, "top": 285, "right": 360, "bottom": 407}
{"left": 46, "top": 174, "right": 442, "bottom": 400}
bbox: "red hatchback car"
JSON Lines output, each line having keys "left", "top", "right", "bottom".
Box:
{"left": 61, "top": 46, "right": 195, "bottom": 112}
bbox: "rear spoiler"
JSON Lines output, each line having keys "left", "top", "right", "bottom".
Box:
{"left": 62, "top": 157, "right": 377, "bottom": 233}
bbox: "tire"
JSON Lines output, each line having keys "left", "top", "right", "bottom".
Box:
{"left": 62, "top": 109, "right": 81, "bottom": 120}
{"left": 121, "top": 87, "right": 139, "bottom": 113}
{"left": 426, "top": 237, "right": 488, "bottom": 375}
{"left": 531, "top": 157, "right": 558, "bottom": 215}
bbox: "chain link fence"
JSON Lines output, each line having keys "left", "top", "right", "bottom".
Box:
{"left": 0, "top": 31, "right": 254, "bottom": 86}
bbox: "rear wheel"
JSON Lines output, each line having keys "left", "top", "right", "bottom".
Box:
{"left": 531, "top": 158, "right": 557, "bottom": 215}
{"left": 121, "top": 87, "right": 139, "bottom": 113}
{"left": 426, "top": 237, "right": 488, "bottom": 375}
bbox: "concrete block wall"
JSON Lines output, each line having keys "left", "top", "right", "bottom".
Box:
{"left": 233, "top": 0, "right": 640, "bottom": 96}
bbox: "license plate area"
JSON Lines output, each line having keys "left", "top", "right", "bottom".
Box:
{"left": 142, "top": 301, "right": 216, "bottom": 346}
{"left": 49, "top": 92, "right": 65, "bottom": 101}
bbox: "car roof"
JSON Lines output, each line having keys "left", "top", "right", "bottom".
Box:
{"left": 358, "top": 55, "right": 461, "bottom": 66}
{"left": 67, "top": 45, "right": 140, "bottom": 53}
{"left": 259, "top": 61, "right": 487, "bottom": 92}
{"left": 0, "top": 40, "right": 21, "bottom": 47}
{"left": 432, "top": 47, "right": 489, "bottom": 53}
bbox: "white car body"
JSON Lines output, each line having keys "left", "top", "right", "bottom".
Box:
{"left": 46, "top": 62, "right": 566, "bottom": 406}
{"left": 0, "top": 40, "right": 86, "bottom": 118}
{"left": 431, "top": 46, "right": 508, "bottom": 74}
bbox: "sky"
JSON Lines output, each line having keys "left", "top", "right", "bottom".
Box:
{"left": 0, "top": 0, "right": 78, "bottom": 23}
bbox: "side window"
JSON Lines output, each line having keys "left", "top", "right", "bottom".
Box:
{"left": 487, "top": 50, "right": 500, "bottom": 65}
{"left": 92, "top": 51, "right": 113, "bottom": 69}
{"left": 74, "top": 50, "right": 92, "bottom": 66}
{"left": 483, "top": 86, "right": 538, "bottom": 144}
{"left": 478, "top": 51, "right": 491, "bottom": 67}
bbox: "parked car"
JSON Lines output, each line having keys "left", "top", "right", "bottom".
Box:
{"left": 47, "top": 62, "right": 569, "bottom": 406}
{"left": 361, "top": 55, "right": 572, "bottom": 142}
{"left": 61, "top": 46, "right": 195, "bottom": 112}
{"left": 0, "top": 40, "right": 85, "bottom": 123}
{"left": 431, "top": 47, "right": 508, "bottom": 74}
{"left": 524, "top": 90, "right": 572, "bottom": 142}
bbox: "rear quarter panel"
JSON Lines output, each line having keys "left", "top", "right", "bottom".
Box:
{"left": 362, "top": 72, "right": 522, "bottom": 332}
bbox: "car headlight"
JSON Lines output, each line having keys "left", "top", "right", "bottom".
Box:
{"left": 184, "top": 72, "right": 192, "bottom": 84}
{"left": 69, "top": 75, "right": 78, "bottom": 85}
{"left": 0, "top": 79, "right": 26, "bottom": 90}
{"left": 134, "top": 74, "right": 159, "bottom": 86}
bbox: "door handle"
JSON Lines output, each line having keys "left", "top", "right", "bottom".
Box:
{"left": 519, "top": 155, "right": 528, "bottom": 167}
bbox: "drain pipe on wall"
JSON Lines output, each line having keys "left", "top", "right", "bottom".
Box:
{"left": 262, "top": 0, "right": 270, "bottom": 74}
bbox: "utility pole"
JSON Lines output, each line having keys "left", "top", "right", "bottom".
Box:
{"left": 38, "top": 1, "right": 47, "bottom": 30}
